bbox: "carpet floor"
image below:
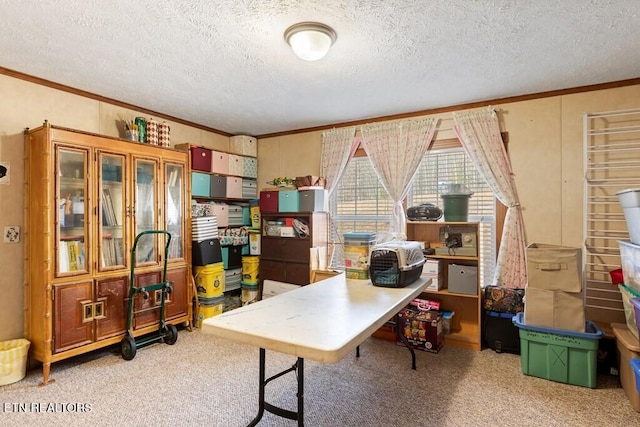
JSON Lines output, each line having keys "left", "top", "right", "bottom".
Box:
{"left": 1, "top": 328, "right": 638, "bottom": 426}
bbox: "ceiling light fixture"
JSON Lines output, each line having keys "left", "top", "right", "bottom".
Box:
{"left": 284, "top": 22, "right": 337, "bottom": 61}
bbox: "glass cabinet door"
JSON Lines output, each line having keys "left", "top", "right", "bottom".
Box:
{"left": 56, "top": 147, "right": 88, "bottom": 276}
{"left": 98, "top": 152, "right": 126, "bottom": 270}
{"left": 165, "top": 162, "right": 184, "bottom": 261}
{"left": 134, "top": 158, "right": 158, "bottom": 265}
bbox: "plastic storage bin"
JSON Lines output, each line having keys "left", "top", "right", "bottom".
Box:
{"left": 620, "top": 284, "right": 640, "bottom": 339}
{"left": 632, "top": 298, "right": 640, "bottom": 339}
{"left": 612, "top": 323, "right": 640, "bottom": 411}
{"left": 0, "top": 339, "right": 30, "bottom": 386}
{"left": 512, "top": 313, "right": 603, "bottom": 388}
{"left": 617, "top": 188, "right": 640, "bottom": 245}
{"left": 632, "top": 358, "right": 640, "bottom": 395}
{"left": 619, "top": 240, "right": 640, "bottom": 294}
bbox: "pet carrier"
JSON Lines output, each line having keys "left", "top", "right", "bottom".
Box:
{"left": 369, "top": 241, "right": 425, "bottom": 288}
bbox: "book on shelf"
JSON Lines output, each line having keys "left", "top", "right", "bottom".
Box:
{"left": 59, "top": 239, "right": 84, "bottom": 272}
{"left": 101, "top": 235, "right": 124, "bottom": 267}
{"left": 168, "top": 168, "right": 180, "bottom": 187}
{"left": 101, "top": 188, "right": 118, "bottom": 226}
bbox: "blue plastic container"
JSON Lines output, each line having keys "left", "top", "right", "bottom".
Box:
{"left": 632, "top": 358, "right": 640, "bottom": 394}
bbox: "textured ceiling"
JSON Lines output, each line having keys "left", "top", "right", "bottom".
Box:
{"left": 1, "top": 1, "right": 639, "bottom": 136}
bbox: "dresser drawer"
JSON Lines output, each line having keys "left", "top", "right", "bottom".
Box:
{"left": 261, "top": 238, "right": 309, "bottom": 262}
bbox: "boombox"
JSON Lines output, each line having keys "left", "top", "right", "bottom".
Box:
{"left": 407, "top": 203, "right": 442, "bottom": 221}
{"left": 435, "top": 225, "right": 477, "bottom": 256}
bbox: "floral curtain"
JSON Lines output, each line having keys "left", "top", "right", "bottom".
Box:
{"left": 321, "top": 127, "right": 359, "bottom": 198}
{"left": 453, "top": 107, "right": 527, "bottom": 289}
{"left": 360, "top": 118, "right": 437, "bottom": 234}
{"left": 321, "top": 127, "right": 359, "bottom": 263}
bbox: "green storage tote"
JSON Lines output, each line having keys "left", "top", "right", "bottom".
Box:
{"left": 513, "top": 313, "right": 603, "bottom": 388}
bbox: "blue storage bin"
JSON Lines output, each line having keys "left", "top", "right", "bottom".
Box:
{"left": 192, "top": 172, "right": 211, "bottom": 197}
{"left": 343, "top": 232, "right": 376, "bottom": 244}
{"left": 632, "top": 358, "right": 640, "bottom": 394}
{"left": 278, "top": 190, "right": 299, "bottom": 212}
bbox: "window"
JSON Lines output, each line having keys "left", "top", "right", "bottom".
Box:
{"left": 332, "top": 145, "right": 497, "bottom": 287}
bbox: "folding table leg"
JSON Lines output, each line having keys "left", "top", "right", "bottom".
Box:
{"left": 247, "top": 348, "right": 305, "bottom": 427}
{"left": 394, "top": 313, "right": 417, "bottom": 370}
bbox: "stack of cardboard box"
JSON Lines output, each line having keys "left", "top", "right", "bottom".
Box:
{"left": 524, "top": 243, "right": 585, "bottom": 332}
{"left": 421, "top": 258, "right": 444, "bottom": 291}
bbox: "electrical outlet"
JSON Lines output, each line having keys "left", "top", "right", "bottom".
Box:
{"left": 4, "top": 226, "right": 20, "bottom": 243}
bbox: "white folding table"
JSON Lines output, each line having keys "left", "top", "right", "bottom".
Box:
{"left": 202, "top": 273, "right": 430, "bottom": 426}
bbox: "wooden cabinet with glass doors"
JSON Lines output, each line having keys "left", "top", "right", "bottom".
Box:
{"left": 24, "top": 122, "right": 191, "bottom": 384}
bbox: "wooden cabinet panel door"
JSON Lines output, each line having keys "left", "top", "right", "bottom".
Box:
{"left": 53, "top": 282, "right": 93, "bottom": 353}
{"left": 95, "top": 276, "right": 128, "bottom": 340}
{"left": 261, "top": 238, "right": 310, "bottom": 262}
{"left": 133, "top": 271, "right": 161, "bottom": 329}
{"left": 259, "top": 259, "right": 286, "bottom": 282}
{"left": 285, "top": 263, "right": 311, "bottom": 285}
{"left": 165, "top": 267, "right": 188, "bottom": 320}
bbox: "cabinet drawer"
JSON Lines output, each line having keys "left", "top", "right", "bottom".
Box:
{"left": 261, "top": 238, "right": 309, "bottom": 262}
{"left": 260, "top": 260, "right": 309, "bottom": 286}
{"left": 211, "top": 150, "right": 229, "bottom": 174}
{"left": 259, "top": 259, "right": 286, "bottom": 282}
{"left": 191, "top": 147, "right": 212, "bottom": 172}
{"left": 284, "top": 262, "right": 310, "bottom": 285}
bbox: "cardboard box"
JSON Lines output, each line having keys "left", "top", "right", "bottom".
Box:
{"left": 524, "top": 287, "right": 585, "bottom": 332}
{"left": 421, "top": 273, "right": 444, "bottom": 291}
{"left": 526, "top": 243, "right": 582, "bottom": 292}
{"left": 397, "top": 305, "right": 443, "bottom": 353}
{"left": 423, "top": 258, "right": 443, "bottom": 275}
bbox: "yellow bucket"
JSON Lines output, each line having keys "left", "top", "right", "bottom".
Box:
{"left": 250, "top": 203, "right": 261, "bottom": 228}
{"left": 195, "top": 262, "right": 225, "bottom": 298}
{"left": 242, "top": 256, "right": 260, "bottom": 284}
{"left": 197, "top": 296, "right": 224, "bottom": 328}
{"left": 241, "top": 284, "right": 259, "bottom": 306}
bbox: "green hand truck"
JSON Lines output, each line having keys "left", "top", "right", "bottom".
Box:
{"left": 120, "top": 230, "right": 178, "bottom": 360}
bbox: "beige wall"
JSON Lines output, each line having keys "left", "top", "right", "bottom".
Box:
{"left": 0, "top": 74, "right": 229, "bottom": 341}
{"left": 3, "top": 72, "right": 640, "bottom": 341}
{"left": 259, "top": 85, "right": 640, "bottom": 284}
